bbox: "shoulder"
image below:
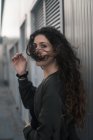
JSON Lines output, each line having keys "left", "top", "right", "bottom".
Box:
{"left": 44, "top": 71, "right": 62, "bottom": 88}
{"left": 43, "top": 72, "right": 63, "bottom": 96}
{"left": 41, "top": 72, "right": 63, "bottom": 102}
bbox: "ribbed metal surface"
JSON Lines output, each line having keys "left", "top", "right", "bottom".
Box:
{"left": 20, "top": 21, "right": 26, "bottom": 51}
{"left": 45, "top": 0, "right": 60, "bottom": 30}
{"left": 32, "top": 0, "right": 44, "bottom": 31}
{"left": 64, "top": 0, "right": 93, "bottom": 139}
{"left": 31, "top": 0, "right": 61, "bottom": 31}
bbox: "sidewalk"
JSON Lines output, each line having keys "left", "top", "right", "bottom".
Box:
{"left": 0, "top": 85, "right": 25, "bottom": 140}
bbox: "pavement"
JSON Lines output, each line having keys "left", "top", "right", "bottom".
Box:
{"left": 0, "top": 84, "right": 25, "bottom": 140}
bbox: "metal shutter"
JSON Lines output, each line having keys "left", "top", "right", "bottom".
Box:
{"left": 45, "top": 0, "right": 60, "bottom": 30}
{"left": 20, "top": 21, "right": 26, "bottom": 51}
{"left": 31, "top": 0, "right": 44, "bottom": 32}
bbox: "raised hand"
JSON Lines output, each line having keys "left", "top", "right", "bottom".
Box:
{"left": 12, "top": 53, "right": 27, "bottom": 75}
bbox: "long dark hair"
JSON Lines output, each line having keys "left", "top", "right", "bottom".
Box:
{"left": 26, "top": 26, "right": 86, "bottom": 127}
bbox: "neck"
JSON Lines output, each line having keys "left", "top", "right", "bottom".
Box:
{"left": 42, "top": 62, "right": 59, "bottom": 79}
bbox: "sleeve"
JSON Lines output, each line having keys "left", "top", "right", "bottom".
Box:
{"left": 18, "top": 78, "right": 36, "bottom": 109}
{"left": 23, "top": 82, "right": 62, "bottom": 140}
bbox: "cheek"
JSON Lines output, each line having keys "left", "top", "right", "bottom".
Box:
{"left": 41, "top": 51, "right": 48, "bottom": 56}
{"left": 38, "top": 49, "right": 48, "bottom": 56}
{"left": 37, "top": 49, "right": 46, "bottom": 54}
{"left": 42, "top": 49, "right": 54, "bottom": 56}
{"left": 43, "top": 46, "right": 53, "bottom": 54}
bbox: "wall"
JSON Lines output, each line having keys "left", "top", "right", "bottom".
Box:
{"left": 64, "top": 0, "right": 93, "bottom": 139}
{"left": 1, "top": 0, "right": 37, "bottom": 123}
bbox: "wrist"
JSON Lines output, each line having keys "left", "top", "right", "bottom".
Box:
{"left": 17, "top": 71, "right": 27, "bottom": 76}
{"left": 16, "top": 71, "right": 28, "bottom": 79}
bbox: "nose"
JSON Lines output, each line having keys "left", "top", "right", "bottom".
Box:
{"left": 35, "top": 46, "right": 40, "bottom": 52}
{"left": 35, "top": 45, "right": 42, "bottom": 52}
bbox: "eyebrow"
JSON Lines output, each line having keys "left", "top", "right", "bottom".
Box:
{"left": 33, "top": 42, "right": 53, "bottom": 48}
{"left": 34, "top": 42, "right": 48, "bottom": 44}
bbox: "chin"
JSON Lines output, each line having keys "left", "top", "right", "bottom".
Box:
{"left": 36, "top": 61, "right": 44, "bottom": 66}
{"left": 36, "top": 61, "right": 48, "bottom": 68}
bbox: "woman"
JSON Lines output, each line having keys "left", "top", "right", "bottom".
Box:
{"left": 12, "top": 26, "right": 86, "bottom": 140}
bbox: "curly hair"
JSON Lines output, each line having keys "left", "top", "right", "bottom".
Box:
{"left": 26, "top": 26, "right": 86, "bottom": 127}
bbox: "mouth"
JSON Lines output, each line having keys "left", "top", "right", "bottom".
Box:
{"left": 31, "top": 53, "right": 49, "bottom": 62}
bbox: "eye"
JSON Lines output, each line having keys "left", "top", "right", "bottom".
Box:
{"left": 40, "top": 44, "right": 47, "bottom": 48}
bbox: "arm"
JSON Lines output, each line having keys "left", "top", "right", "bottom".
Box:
{"left": 17, "top": 73, "right": 38, "bottom": 129}
{"left": 12, "top": 53, "right": 36, "bottom": 109}
{"left": 12, "top": 53, "right": 37, "bottom": 122}
{"left": 23, "top": 82, "right": 62, "bottom": 140}
{"left": 18, "top": 77, "right": 36, "bottom": 109}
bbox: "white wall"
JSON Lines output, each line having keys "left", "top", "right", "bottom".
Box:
{"left": 1, "top": 0, "right": 44, "bottom": 123}
{"left": 2, "top": 0, "right": 20, "bottom": 38}
{"left": 2, "top": 0, "right": 37, "bottom": 38}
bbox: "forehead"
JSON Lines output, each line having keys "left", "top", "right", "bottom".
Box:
{"left": 34, "top": 34, "right": 49, "bottom": 43}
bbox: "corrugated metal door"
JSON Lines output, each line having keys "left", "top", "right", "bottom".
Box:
{"left": 45, "top": 0, "right": 61, "bottom": 30}
{"left": 64, "top": 0, "right": 93, "bottom": 139}
{"left": 20, "top": 21, "right": 26, "bottom": 51}
{"left": 31, "top": 0, "right": 44, "bottom": 33}
{"left": 31, "top": 0, "right": 63, "bottom": 32}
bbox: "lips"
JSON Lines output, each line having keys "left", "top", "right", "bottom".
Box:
{"left": 31, "top": 52, "right": 49, "bottom": 61}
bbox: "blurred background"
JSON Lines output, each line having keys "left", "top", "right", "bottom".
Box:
{"left": 0, "top": 0, "right": 93, "bottom": 139}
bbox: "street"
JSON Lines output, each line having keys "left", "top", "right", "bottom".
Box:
{"left": 0, "top": 84, "right": 25, "bottom": 140}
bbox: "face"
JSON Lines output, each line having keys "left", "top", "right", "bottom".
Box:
{"left": 33, "top": 35, "right": 56, "bottom": 68}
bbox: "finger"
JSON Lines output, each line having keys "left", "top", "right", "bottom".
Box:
{"left": 12, "top": 58, "right": 18, "bottom": 65}
{"left": 12, "top": 54, "right": 22, "bottom": 61}
{"left": 12, "top": 53, "right": 22, "bottom": 59}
